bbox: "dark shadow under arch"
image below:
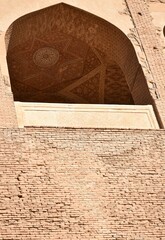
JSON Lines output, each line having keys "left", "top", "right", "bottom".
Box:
{"left": 5, "top": 2, "right": 153, "bottom": 106}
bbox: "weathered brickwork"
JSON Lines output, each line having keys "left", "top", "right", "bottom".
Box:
{"left": 125, "top": 0, "right": 165, "bottom": 127}
{"left": 0, "top": 1, "right": 165, "bottom": 240}
{"left": 0, "top": 70, "right": 17, "bottom": 128}
{"left": 0, "top": 127, "right": 165, "bottom": 240}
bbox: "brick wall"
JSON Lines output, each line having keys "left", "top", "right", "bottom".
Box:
{"left": 0, "top": 127, "right": 165, "bottom": 240}
{"left": 0, "top": 70, "right": 17, "bottom": 128}
{"left": 126, "top": 0, "right": 165, "bottom": 127}
{"left": 0, "top": 1, "right": 165, "bottom": 240}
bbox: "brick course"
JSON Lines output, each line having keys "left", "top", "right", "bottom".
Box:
{"left": 0, "top": 127, "right": 165, "bottom": 240}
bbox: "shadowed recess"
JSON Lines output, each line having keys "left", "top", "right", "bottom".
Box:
{"left": 6, "top": 3, "right": 153, "bottom": 105}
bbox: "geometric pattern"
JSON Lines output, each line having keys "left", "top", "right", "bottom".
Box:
{"left": 71, "top": 73, "right": 100, "bottom": 103}
{"left": 7, "top": 4, "right": 134, "bottom": 105}
{"left": 33, "top": 47, "right": 60, "bottom": 68}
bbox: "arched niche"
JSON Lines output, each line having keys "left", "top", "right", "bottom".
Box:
{"left": 5, "top": 3, "right": 153, "bottom": 106}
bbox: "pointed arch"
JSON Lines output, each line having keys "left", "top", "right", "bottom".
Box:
{"left": 5, "top": 3, "right": 152, "bottom": 105}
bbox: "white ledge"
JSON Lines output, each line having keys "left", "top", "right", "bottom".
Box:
{"left": 14, "top": 102, "right": 159, "bottom": 129}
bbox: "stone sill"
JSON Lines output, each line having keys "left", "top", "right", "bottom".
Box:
{"left": 14, "top": 102, "right": 159, "bottom": 129}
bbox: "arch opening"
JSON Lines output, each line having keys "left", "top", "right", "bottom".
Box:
{"left": 6, "top": 3, "right": 152, "bottom": 105}
{"left": 4, "top": 3, "right": 159, "bottom": 129}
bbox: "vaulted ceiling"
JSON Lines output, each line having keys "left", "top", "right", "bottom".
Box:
{"left": 7, "top": 3, "right": 134, "bottom": 104}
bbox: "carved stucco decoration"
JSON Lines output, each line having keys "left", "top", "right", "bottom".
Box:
{"left": 6, "top": 3, "right": 136, "bottom": 104}
{"left": 33, "top": 47, "right": 60, "bottom": 68}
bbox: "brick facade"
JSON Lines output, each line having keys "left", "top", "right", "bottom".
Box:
{"left": 0, "top": 128, "right": 165, "bottom": 240}
{"left": 0, "top": 0, "right": 165, "bottom": 239}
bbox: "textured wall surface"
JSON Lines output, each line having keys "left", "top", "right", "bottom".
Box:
{"left": 0, "top": 1, "right": 165, "bottom": 239}
{"left": 0, "top": 127, "right": 165, "bottom": 240}
{"left": 0, "top": 70, "right": 17, "bottom": 128}
{"left": 126, "top": 0, "right": 165, "bottom": 127}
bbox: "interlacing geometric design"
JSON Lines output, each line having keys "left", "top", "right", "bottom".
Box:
{"left": 7, "top": 4, "right": 134, "bottom": 104}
